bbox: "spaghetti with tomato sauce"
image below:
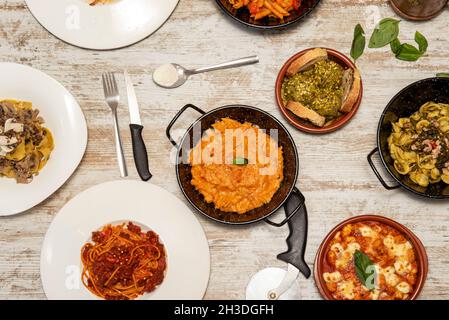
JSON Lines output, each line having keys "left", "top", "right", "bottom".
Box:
{"left": 81, "top": 222, "right": 167, "bottom": 300}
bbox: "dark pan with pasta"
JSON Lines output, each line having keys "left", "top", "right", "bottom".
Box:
{"left": 215, "top": 0, "right": 321, "bottom": 30}
{"left": 368, "top": 77, "right": 449, "bottom": 199}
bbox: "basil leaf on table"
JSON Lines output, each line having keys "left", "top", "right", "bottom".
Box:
{"left": 354, "top": 250, "right": 377, "bottom": 291}
{"left": 369, "top": 18, "right": 400, "bottom": 48}
{"left": 351, "top": 24, "right": 366, "bottom": 62}
{"left": 415, "top": 31, "right": 428, "bottom": 53}
{"left": 437, "top": 73, "right": 449, "bottom": 78}
{"left": 396, "top": 43, "right": 422, "bottom": 61}
{"left": 390, "top": 38, "right": 402, "bottom": 55}
{"left": 233, "top": 157, "right": 248, "bottom": 165}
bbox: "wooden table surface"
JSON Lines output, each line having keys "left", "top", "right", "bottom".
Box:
{"left": 1, "top": 0, "right": 449, "bottom": 300}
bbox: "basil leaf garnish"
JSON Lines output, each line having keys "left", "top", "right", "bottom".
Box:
{"left": 354, "top": 250, "right": 377, "bottom": 291}
{"left": 369, "top": 18, "right": 400, "bottom": 48}
{"left": 351, "top": 24, "right": 366, "bottom": 62}
{"left": 396, "top": 43, "right": 422, "bottom": 61}
{"left": 233, "top": 157, "right": 248, "bottom": 165}
{"left": 390, "top": 38, "right": 402, "bottom": 55}
{"left": 415, "top": 31, "right": 428, "bottom": 54}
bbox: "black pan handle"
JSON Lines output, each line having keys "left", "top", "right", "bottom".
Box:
{"left": 264, "top": 187, "right": 305, "bottom": 228}
{"left": 166, "top": 104, "right": 206, "bottom": 149}
{"left": 277, "top": 188, "right": 311, "bottom": 278}
{"left": 130, "top": 124, "right": 152, "bottom": 181}
{"left": 367, "top": 147, "right": 400, "bottom": 190}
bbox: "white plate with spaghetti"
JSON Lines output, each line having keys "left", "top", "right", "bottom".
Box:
{"left": 40, "top": 180, "right": 210, "bottom": 300}
{"left": 0, "top": 63, "right": 87, "bottom": 216}
{"left": 25, "top": 0, "right": 179, "bottom": 50}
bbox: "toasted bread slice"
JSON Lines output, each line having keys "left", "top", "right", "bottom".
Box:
{"left": 286, "top": 48, "right": 328, "bottom": 76}
{"left": 286, "top": 101, "right": 326, "bottom": 127}
{"left": 340, "top": 68, "right": 361, "bottom": 113}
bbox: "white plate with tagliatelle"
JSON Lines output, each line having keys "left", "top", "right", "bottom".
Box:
{"left": 0, "top": 63, "right": 87, "bottom": 216}
{"left": 25, "top": 0, "right": 179, "bottom": 50}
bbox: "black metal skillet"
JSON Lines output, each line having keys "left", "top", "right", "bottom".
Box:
{"left": 166, "top": 104, "right": 311, "bottom": 289}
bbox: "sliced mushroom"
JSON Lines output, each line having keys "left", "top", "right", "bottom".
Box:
{"left": 4, "top": 118, "right": 24, "bottom": 133}
{"left": 0, "top": 145, "right": 14, "bottom": 156}
{"left": 0, "top": 135, "right": 18, "bottom": 146}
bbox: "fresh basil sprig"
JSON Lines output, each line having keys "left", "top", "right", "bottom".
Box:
{"left": 390, "top": 38, "right": 402, "bottom": 55}
{"left": 369, "top": 18, "right": 400, "bottom": 48}
{"left": 350, "top": 18, "right": 428, "bottom": 63}
{"left": 351, "top": 24, "right": 366, "bottom": 62}
{"left": 415, "top": 31, "right": 428, "bottom": 53}
{"left": 394, "top": 31, "right": 428, "bottom": 61}
{"left": 354, "top": 250, "right": 377, "bottom": 291}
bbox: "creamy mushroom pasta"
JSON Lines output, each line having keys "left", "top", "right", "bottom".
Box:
{"left": 0, "top": 100, "right": 54, "bottom": 184}
{"left": 388, "top": 102, "right": 449, "bottom": 187}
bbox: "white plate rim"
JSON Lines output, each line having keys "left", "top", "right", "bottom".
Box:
{"left": 40, "top": 180, "right": 211, "bottom": 300}
{"left": 25, "top": 0, "right": 180, "bottom": 50}
{"left": 0, "top": 62, "right": 88, "bottom": 216}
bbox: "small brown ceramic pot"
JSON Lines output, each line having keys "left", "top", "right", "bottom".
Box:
{"left": 389, "top": 0, "right": 447, "bottom": 21}
{"left": 314, "top": 215, "right": 428, "bottom": 300}
{"left": 275, "top": 47, "right": 363, "bottom": 134}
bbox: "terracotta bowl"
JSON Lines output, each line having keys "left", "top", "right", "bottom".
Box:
{"left": 389, "top": 0, "right": 447, "bottom": 21}
{"left": 314, "top": 215, "right": 428, "bottom": 300}
{"left": 275, "top": 47, "right": 363, "bottom": 134}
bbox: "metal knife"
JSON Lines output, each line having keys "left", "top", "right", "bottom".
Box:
{"left": 124, "top": 70, "right": 152, "bottom": 181}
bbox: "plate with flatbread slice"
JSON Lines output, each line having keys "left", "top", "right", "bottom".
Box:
{"left": 275, "top": 47, "right": 363, "bottom": 134}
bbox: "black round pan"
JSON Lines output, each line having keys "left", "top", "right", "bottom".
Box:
{"left": 215, "top": 0, "right": 321, "bottom": 30}
{"left": 368, "top": 77, "right": 449, "bottom": 199}
{"left": 166, "top": 104, "right": 311, "bottom": 278}
{"left": 166, "top": 104, "right": 302, "bottom": 225}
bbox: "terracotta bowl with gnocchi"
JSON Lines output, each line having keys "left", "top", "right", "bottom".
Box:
{"left": 314, "top": 215, "right": 428, "bottom": 300}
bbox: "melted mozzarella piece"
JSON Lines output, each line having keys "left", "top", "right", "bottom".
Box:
{"left": 337, "top": 280, "right": 355, "bottom": 300}
{"left": 323, "top": 271, "right": 342, "bottom": 283}
{"left": 346, "top": 242, "right": 361, "bottom": 254}
{"left": 396, "top": 282, "right": 411, "bottom": 294}
{"left": 394, "top": 260, "right": 412, "bottom": 276}
{"left": 382, "top": 266, "right": 400, "bottom": 286}
{"left": 359, "top": 225, "right": 376, "bottom": 237}
{"left": 370, "top": 289, "right": 381, "bottom": 300}
{"left": 394, "top": 242, "right": 412, "bottom": 256}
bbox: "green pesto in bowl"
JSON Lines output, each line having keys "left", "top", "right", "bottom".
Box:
{"left": 281, "top": 60, "right": 344, "bottom": 120}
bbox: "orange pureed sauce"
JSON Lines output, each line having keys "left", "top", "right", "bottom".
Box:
{"left": 189, "top": 118, "right": 283, "bottom": 214}
{"left": 322, "top": 221, "right": 419, "bottom": 300}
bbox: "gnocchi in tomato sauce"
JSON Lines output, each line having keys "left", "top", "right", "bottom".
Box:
{"left": 322, "top": 221, "right": 419, "bottom": 300}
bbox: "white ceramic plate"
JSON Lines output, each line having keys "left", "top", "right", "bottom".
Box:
{"left": 41, "top": 180, "right": 210, "bottom": 300}
{"left": 26, "top": 0, "right": 179, "bottom": 50}
{"left": 0, "top": 63, "right": 87, "bottom": 216}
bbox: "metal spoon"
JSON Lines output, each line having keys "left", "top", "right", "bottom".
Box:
{"left": 152, "top": 55, "right": 259, "bottom": 89}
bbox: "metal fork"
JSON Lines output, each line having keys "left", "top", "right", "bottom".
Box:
{"left": 102, "top": 72, "right": 128, "bottom": 177}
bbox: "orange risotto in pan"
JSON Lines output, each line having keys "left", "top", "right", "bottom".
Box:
{"left": 189, "top": 118, "right": 284, "bottom": 214}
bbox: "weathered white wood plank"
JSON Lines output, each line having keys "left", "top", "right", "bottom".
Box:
{"left": 0, "top": 0, "right": 449, "bottom": 299}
